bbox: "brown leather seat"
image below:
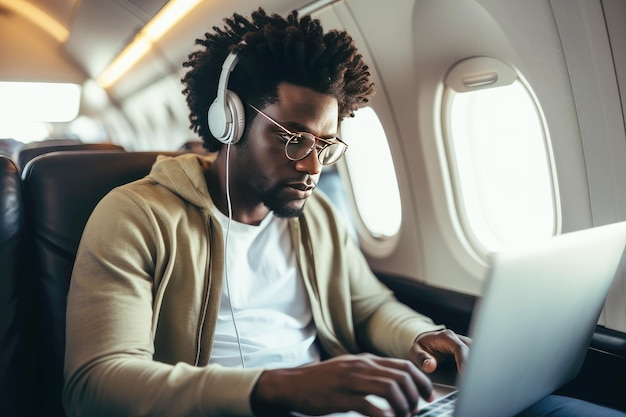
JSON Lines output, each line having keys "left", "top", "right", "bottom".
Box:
{"left": 21, "top": 150, "right": 180, "bottom": 417}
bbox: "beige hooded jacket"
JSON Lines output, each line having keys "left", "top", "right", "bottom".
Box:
{"left": 63, "top": 153, "right": 443, "bottom": 417}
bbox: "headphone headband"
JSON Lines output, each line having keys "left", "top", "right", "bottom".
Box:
{"left": 207, "top": 46, "right": 245, "bottom": 144}
{"left": 214, "top": 51, "right": 239, "bottom": 110}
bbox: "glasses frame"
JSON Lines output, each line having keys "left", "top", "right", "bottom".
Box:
{"left": 247, "top": 103, "right": 348, "bottom": 166}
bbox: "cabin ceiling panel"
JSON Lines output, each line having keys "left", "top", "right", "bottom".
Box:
{"left": 35, "top": 0, "right": 79, "bottom": 27}
{"left": 64, "top": 0, "right": 167, "bottom": 79}
{"left": 126, "top": 0, "right": 169, "bottom": 18}
{"left": 0, "top": 8, "right": 85, "bottom": 82}
{"left": 103, "top": 0, "right": 309, "bottom": 101}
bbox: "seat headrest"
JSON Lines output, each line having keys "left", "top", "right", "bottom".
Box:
{"left": 18, "top": 142, "right": 124, "bottom": 171}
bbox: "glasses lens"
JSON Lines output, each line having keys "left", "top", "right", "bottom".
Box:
{"left": 285, "top": 133, "right": 347, "bottom": 166}
{"left": 285, "top": 133, "right": 316, "bottom": 160}
{"left": 318, "top": 143, "right": 346, "bottom": 166}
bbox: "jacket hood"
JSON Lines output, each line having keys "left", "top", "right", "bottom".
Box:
{"left": 147, "top": 153, "right": 216, "bottom": 210}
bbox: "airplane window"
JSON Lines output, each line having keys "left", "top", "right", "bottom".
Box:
{"left": 0, "top": 81, "right": 81, "bottom": 143}
{"left": 443, "top": 70, "right": 559, "bottom": 254}
{"left": 0, "top": 81, "right": 81, "bottom": 122}
{"left": 341, "top": 106, "right": 402, "bottom": 238}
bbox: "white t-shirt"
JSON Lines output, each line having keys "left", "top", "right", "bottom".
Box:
{"left": 209, "top": 208, "right": 320, "bottom": 369}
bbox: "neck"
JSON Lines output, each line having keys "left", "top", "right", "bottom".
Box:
{"left": 205, "top": 151, "right": 270, "bottom": 226}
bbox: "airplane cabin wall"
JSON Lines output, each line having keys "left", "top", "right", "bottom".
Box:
{"left": 332, "top": 0, "right": 569, "bottom": 292}
{"left": 320, "top": 0, "right": 626, "bottom": 332}
{"left": 600, "top": 0, "right": 626, "bottom": 331}
{"left": 548, "top": 0, "right": 626, "bottom": 331}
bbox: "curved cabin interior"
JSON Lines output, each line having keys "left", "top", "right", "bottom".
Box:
{"left": 1, "top": 0, "right": 626, "bottom": 416}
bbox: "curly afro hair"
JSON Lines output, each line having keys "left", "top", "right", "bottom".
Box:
{"left": 181, "top": 8, "right": 374, "bottom": 151}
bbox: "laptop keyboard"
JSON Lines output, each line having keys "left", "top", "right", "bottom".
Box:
{"left": 413, "top": 390, "right": 458, "bottom": 417}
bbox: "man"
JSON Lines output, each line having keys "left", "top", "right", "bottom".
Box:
{"left": 63, "top": 8, "right": 623, "bottom": 417}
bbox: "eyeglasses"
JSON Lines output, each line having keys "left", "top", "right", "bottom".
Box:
{"left": 247, "top": 103, "right": 348, "bottom": 166}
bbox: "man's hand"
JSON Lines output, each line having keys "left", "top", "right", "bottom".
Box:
{"left": 409, "top": 329, "right": 472, "bottom": 374}
{"left": 251, "top": 353, "right": 434, "bottom": 417}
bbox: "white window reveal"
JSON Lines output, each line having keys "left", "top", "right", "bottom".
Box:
{"left": 443, "top": 57, "right": 560, "bottom": 254}
{"left": 341, "top": 106, "right": 402, "bottom": 239}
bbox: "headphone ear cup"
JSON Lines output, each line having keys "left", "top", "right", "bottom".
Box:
{"left": 225, "top": 90, "right": 245, "bottom": 144}
{"left": 208, "top": 98, "right": 228, "bottom": 143}
{"left": 207, "top": 90, "right": 245, "bottom": 144}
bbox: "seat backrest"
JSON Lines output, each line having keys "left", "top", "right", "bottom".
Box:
{"left": 18, "top": 142, "right": 125, "bottom": 171}
{"left": 21, "top": 150, "right": 181, "bottom": 417}
{"left": 0, "top": 156, "right": 36, "bottom": 416}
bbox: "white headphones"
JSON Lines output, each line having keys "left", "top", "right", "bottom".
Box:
{"left": 207, "top": 48, "right": 246, "bottom": 144}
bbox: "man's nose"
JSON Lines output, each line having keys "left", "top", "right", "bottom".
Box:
{"left": 294, "top": 148, "right": 322, "bottom": 175}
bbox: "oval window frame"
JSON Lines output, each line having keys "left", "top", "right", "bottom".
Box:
{"left": 441, "top": 57, "right": 561, "bottom": 256}
{"left": 339, "top": 106, "right": 403, "bottom": 258}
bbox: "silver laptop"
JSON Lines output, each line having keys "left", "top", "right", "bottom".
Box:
{"left": 415, "top": 221, "right": 626, "bottom": 417}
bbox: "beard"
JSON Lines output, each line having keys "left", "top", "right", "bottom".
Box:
{"left": 258, "top": 185, "right": 308, "bottom": 218}
{"left": 234, "top": 140, "right": 313, "bottom": 218}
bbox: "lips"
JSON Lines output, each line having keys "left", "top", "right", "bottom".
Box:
{"left": 285, "top": 180, "right": 316, "bottom": 199}
{"left": 287, "top": 182, "right": 315, "bottom": 192}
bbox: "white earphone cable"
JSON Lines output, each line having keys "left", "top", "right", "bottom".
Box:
{"left": 224, "top": 140, "right": 246, "bottom": 368}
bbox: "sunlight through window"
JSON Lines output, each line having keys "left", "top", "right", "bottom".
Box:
{"left": 341, "top": 107, "right": 402, "bottom": 238}
{"left": 444, "top": 78, "right": 559, "bottom": 253}
{"left": 0, "top": 81, "right": 81, "bottom": 122}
